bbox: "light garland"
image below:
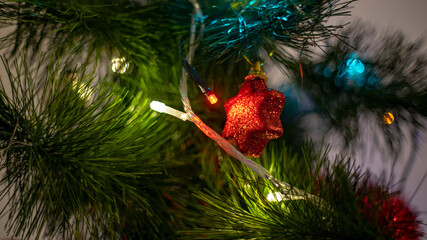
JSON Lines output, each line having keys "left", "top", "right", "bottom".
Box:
{"left": 152, "top": 0, "right": 321, "bottom": 203}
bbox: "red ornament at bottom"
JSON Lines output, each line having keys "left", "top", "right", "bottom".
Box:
{"left": 222, "top": 74, "right": 285, "bottom": 158}
{"left": 359, "top": 188, "right": 422, "bottom": 240}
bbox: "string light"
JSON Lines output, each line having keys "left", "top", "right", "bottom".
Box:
{"left": 346, "top": 58, "right": 365, "bottom": 75}
{"left": 69, "top": 73, "right": 93, "bottom": 101}
{"left": 335, "top": 53, "right": 370, "bottom": 88}
{"left": 150, "top": 101, "right": 188, "bottom": 121}
{"left": 384, "top": 112, "right": 394, "bottom": 125}
{"left": 181, "top": 42, "right": 218, "bottom": 105}
{"left": 206, "top": 90, "right": 218, "bottom": 104}
{"left": 72, "top": 81, "right": 93, "bottom": 100}
{"left": 267, "top": 192, "right": 285, "bottom": 202}
{"left": 344, "top": 54, "right": 365, "bottom": 80}
{"left": 111, "top": 57, "right": 129, "bottom": 73}
{"left": 267, "top": 191, "right": 305, "bottom": 202}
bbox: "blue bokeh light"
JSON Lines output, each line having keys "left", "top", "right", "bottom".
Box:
{"left": 323, "top": 67, "right": 333, "bottom": 78}
{"left": 346, "top": 58, "right": 365, "bottom": 76}
{"left": 334, "top": 53, "right": 374, "bottom": 89}
{"left": 345, "top": 52, "right": 365, "bottom": 77}
{"left": 323, "top": 62, "right": 336, "bottom": 78}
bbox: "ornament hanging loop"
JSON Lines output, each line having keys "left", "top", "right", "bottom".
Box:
{"left": 243, "top": 50, "right": 275, "bottom": 66}
{"left": 246, "top": 61, "right": 267, "bottom": 82}
{"left": 243, "top": 50, "right": 275, "bottom": 82}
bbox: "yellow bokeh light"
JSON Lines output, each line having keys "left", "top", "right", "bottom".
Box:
{"left": 68, "top": 73, "right": 93, "bottom": 102}
{"left": 383, "top": 112, "right": 394, "bottom": 125}
{"left": 111, "top": 57, "right": 129, "bottom": 73}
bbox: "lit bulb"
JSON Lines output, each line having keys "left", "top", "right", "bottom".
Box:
{"left": 350, "top": 59, "right": 365, "bottom": 74}
{"left": 204, "top": 90, "right": 218, "bottom": 104}
{"left": 207, "top": 94, "right": 218, "bottom": 104}
{"left": 383, "top": 112, "right": 394, "bottom": 125}
{"left": 267, "top": 191, "right": 305, "bottom": 202}
{"left": 73, "top": 82, "right": 93, "bottom": 100}
{"left": 69, "top": 73, "right": 93, "bottom": 101}
{"left": 345, "top": 56, "right": 365, "bottom": 77}
{"left": 180, "top": 113, "right": 189, "bottom": 121}
{"left": 111, "top": 57, "right": 129, "bottom": 73}
{"left": 267, "top": 192, "right": 285, "bottom": 202}
{"left": 150, "top": 101, "right": 166, "bottom": 113}
{"left": 150, "top": 101, "right": 188, "bottom": 121}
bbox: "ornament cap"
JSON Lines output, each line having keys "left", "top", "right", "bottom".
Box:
{"left": 246, "top": 61, "right": 267, "bottom": 82}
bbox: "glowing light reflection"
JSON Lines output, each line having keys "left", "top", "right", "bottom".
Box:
{"left": 384, "top": 112, "right": 394, "bottom": 125}
{"left": 111, "top": 57, "right": 129, "bottom": 73}
{"left": 150, "top": 101, "right": 188, "bottom": 121}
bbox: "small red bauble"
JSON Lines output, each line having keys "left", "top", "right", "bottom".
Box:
{"left": 222, "top": 73, "right": 285, "bottom": 158}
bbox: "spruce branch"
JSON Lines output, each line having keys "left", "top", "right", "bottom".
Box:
{"left": 292, "top": 21, "right": 427, "bottom": 159}
{"left": 179, "top": 141, "right": 388, "bottom": 239}
{"left": 201, "top": 0, "right": 356, "bottom": 62}
{"left": 0, "top": 0, "right": 188, "bottom": 65}
{"left": 0, "top": 54, "right": 178, "bottom": 239}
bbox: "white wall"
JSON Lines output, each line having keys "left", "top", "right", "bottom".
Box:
{"left": 350, "top": 0, "right": 427, "bottom": 237}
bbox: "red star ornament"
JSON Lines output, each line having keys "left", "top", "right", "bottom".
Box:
{"left": 222, "top": 74, "right": 286, "bottom": 158}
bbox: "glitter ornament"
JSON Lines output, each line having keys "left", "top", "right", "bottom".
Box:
{"left": 222, "top": 62, "right": 286, "bottom": 157}
{"left": 359, "top": 188, "right": 422, "bottom": 240}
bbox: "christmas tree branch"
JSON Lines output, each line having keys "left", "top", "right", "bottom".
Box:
{"left": 0, "top": 0, "right": 187, "bottom": 65}
{"left": 179, "top": 142, "right": 374, "bottom": 239}
{"left": 201, "top": 0, "right": 356, "bottom": 61}
{"left": 292, "top": 21, "right": 427, "bottom": 159}
{"left": 0, "top": 54, "right": 180, "bottom": 239}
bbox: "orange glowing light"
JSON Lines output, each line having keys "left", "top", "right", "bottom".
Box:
{"left": 207, "top": 94, "right": 218, "bottom": 104}
{"left": 383, "top": 112, "right": 394, "bottom": 125}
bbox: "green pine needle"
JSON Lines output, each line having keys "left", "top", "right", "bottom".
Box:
{"left": 0, "top": 54, "right": 177, "bottom": 239}
{"left": 179, "top": 141, "right": 395, "bottom": 239}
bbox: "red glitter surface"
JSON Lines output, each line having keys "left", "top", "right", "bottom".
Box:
{"left": 222, "top": 75, "right": 286, "bottom": 158}
{"left": 360, "top": 189, "right": 422, "bottom": 240}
